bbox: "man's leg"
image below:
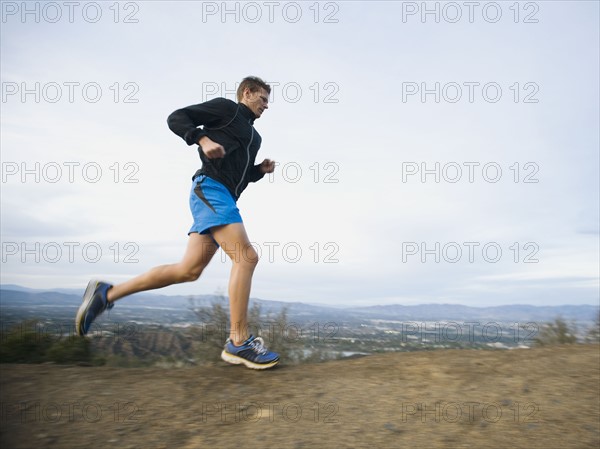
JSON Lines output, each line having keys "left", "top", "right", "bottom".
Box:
{"left": 108, "top": 232, "right": 219, "bottom": 302}
{"left": 76, "top": 233, "right": 218, "bottom": 336}
{"left": 213, "top": 222, "right": 279, "bottom": 369}
{"left": 210, "top": 222, "right": 258, "bottom": 345}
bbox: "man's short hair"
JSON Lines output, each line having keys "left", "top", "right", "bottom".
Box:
{"left": 237, "top": 76, "right": 271, "bottom": 102}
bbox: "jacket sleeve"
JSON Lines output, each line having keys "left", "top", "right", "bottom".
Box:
{"left": 167, "top": 97, "right": 231, "bottom": 146}
{"left": 247, "top": 164, "right": 266, "bottom": 183}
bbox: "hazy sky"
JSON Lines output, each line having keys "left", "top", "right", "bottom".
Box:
{"left": 1, "top": 1, "right": 598, "bottom": 307}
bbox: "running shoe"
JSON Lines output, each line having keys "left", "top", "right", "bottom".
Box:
{"left": 75, "top": 280, "right": 114, "bottom": 336}
{"left": 221, "top": 335, "right": 280, "bottom": 369}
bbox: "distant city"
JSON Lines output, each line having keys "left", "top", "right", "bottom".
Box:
{"left": 2, "top": 285, "right": 598, "bottom": 363}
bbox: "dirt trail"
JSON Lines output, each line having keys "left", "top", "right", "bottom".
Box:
{"left": 1, "top": 345, "right": 599, "bottom": 448}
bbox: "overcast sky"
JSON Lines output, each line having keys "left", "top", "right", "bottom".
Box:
{"left": 1, "top": 1, "right": 598, "bottom": 307}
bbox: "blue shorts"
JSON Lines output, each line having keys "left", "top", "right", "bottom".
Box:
{"left": 188, "top": 175, "right": 242, "bottom": 236}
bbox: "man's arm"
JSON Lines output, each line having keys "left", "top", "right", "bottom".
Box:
{"left": 167, "top": 97, "right": 232, "bottom": 146}
{"left": 247, "top": 159, "right": 276, "bottom": 182}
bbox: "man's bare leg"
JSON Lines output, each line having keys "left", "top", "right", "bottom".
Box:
{"left": 106, "top": 232, "right": 219, "bottom": 302}
{"left": 211, "top": 222, "right": 258, "bottom": 345}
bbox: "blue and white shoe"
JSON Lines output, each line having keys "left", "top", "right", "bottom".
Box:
{"left": 75, "top": 280, "right": 114, "bottom": 336}
{"left": 221, "top": 335, "right": 280, "bottom": 369}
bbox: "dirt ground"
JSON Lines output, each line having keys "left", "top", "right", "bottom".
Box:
{"left": 1, "top": 344, "right": 598, "bottom": 449}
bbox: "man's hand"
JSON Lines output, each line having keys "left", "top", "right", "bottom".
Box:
{"left": 199, "top": 136, "right": 225, "bottom": 159}
{"left": 258, "top": 159, "right": 276, "bottom": 174}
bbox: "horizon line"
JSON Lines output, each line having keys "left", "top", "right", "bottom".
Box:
{"left": 1, "top": 284, "right": 598, "bottom": 309}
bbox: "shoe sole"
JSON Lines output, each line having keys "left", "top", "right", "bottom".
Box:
{"left": 75, "top": 280, "right": 99, "bottom": 336}
{"left": 221, "top": 350, "right": 279, "bottom": 370}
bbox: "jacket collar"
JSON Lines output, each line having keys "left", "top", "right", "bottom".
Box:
{"left": 238, "top": 102, "right": 256, "bottom": 124}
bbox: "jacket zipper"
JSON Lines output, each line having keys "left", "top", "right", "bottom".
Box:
{"left": 235, "top": 122, "right": 254, "bottom": 197}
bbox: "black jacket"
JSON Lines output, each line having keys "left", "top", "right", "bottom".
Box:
{"left": 167, "top": 97, "right": 265, "bottom": 200}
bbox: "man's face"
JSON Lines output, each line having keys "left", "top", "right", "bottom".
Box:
{"left": 241, "top": 87, "right": 269, "bottom": 119}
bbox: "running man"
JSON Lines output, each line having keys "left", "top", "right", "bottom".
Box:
{"left": 75, "top": 76, "right": 280, "bottom": 369}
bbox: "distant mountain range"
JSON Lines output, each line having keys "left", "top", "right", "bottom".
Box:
{"left": 1, "top": 285, "right": 598, "bottom": 324}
